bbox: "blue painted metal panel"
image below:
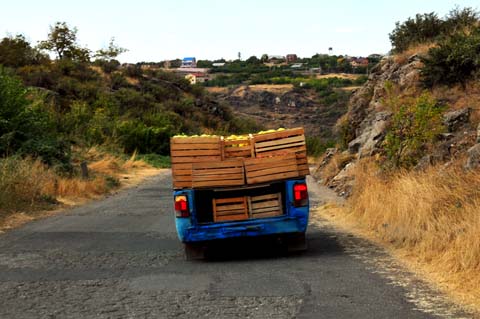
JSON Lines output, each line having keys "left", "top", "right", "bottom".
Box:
{"left": 173, "top": 179, "right": 309, "bottom": 243}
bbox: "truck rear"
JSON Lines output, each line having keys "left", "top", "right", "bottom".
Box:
{"left": 170, "top": 128, "right": 310, "bottom": 259}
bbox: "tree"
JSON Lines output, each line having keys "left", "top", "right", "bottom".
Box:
{"left": 260, "top": 54, "right": 269, "bottom": 62}
{"left": 0, "top": 35, "right": 48, "bottom": 67}
{"left": 246, "top": 55, "right": 260, "bottom": 65}
{"left": 94, "top": 38, "right": 127, "bottom": 61}
{"left": 39, "top": 22, "right": 90, "bottom": 61}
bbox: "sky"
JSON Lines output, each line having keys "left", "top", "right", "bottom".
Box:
{"left": 1, "top": 0, "right": 479, "bottom": 63}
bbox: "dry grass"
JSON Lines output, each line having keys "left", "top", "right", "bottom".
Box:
{"left": 334, "top": 159, "right": 480, "bottom": 312}
{"left": 393, "top": 42, "right": 437, "bottom": 65}
{"left": 317, "top": 152, "right": 356, "bottom": 183}
{"left": 431, "top": 80, "right": 480, "bottom": 124}
{"left": 0, "top": 151, "right": 157, "bottom": 231}
{"left": 315, "top": 73, "right": 362, "bottom": 80}
{"left": 249, "top": 84, "right": 293, "bottom": 93}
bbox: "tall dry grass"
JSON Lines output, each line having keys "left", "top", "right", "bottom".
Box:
{"left": 393, "top": 42, "right": 437, "bottom": 65}
{"left": 0, "top": 151, "right": 151, "bottom": 221}
{"left": 343, "top": 160, "right": 480, "bottom": 309}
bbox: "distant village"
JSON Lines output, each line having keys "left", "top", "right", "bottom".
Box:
{"left": 126, "top": 53, "right": 384, "bottom": 85}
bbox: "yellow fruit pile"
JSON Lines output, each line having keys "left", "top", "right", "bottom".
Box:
{"left": 173, "top": 128, "right": 287, "bottom": 139}
{"left": 256, "top": 128, "right": 285, "bottom": 135}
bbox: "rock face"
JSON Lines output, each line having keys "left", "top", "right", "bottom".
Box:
{"left": 465, "top": 144, "right": 480, "bottom": 170}
{"left": 212, "top": 86, "right": 348, "bottom": 139}
{"left": 443, "top": 108, "right": 471, "bottom": 132}
{"left": 345, "top": 56, "right": 423, "bottom": 158}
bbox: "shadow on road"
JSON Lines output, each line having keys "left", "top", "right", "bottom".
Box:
{"left": 201, "top": 225, "right": 344, "bottom": 262}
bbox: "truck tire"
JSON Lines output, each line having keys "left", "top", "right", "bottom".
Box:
{"left": 184, "top": 243, "right": 205, "bottom": 260}
{"left": 285, "top": 232, "right": 307, "bottom": 253}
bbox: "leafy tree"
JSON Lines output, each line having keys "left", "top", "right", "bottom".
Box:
{"left": 389, "top": 12, "right": 444, "bottom": 53}
{"left": 39, "top": 22, "right": 90, "bottom": 61}
{"left": 0, "top": 35, "right": 48, "bottom": 67}
{"left": 421, "top": 27, "right": 480, "bottom": 88}
{"left": 246, "top": 55, "right": 261, "bottom": 65}
{"left": 94, "top": 38, "right": 127, "bottom": 61}
{"left": 260, "top": 54, "right": 268, "bottom": 62}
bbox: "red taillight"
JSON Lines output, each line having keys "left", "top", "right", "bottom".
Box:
{"left": 175, "top": 195, "right": 190, "bottom": 217}
{"left": 293, "top": 183, "right": 308, "bottom": 207}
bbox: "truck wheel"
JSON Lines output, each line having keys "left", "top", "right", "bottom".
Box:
{"left": 286, "top": 232, "right": 307, "bottom": 253}
{"left": 184, "top": 243, "right": 205, "bottom": 260}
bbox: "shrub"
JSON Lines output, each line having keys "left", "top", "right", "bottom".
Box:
{"left": 421, "top": 27, "right": 480, "bottom": 88}
{"left": 383, "top": 91, "right": 445, "bottom": 168}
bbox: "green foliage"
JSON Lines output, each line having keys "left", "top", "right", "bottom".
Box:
{"left": 383, "top": 91, "right": 445, "bottom": 168}
{"left": 306, "top": 137, "right": 335, "bottom": 157}
{"left": 0, "top": 68, "right": 70, "bottom": 167}
{"left": 135, "top": 154, "right": 171, "bottom": 168}
{"left": 0, "top": 35, "right": 48, "bottom": 67}
{"left": 94, "top": 38, "right": 127, "bottom": 61}
{"left": 39, "top": 22, "right": 90, "bottom": 61}
{"left": 389, "top": 7, "right": 479, "bottom": 53}
{"left": 421, "top": 27, "right": 480, "bottom": 88}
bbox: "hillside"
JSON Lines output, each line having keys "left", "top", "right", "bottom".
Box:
{"left": 314, "top": 7, "right": 480, "bottom": 313}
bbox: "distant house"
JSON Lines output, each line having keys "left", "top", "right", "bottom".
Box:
{"left": 185, "top": 72, "right": 208, "bottom": 84}
{"left": 350, "top": 57, "right": 369, "bottom": 68}
{"left": 267, "top": 55, "right": 285, "bottom": 64}
{"left": 286, "top": 54, "right": 297, "bottom": 63}
{"left": 181, "top": 57, "right": 197, "bottom": 68}
{"left": 290, "top": 63, "right": 303, "bottom": 69}
{"left": 212, "top": 62, "right": 226, "bottom": 67}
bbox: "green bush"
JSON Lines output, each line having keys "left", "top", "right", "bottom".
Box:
{"left": 384, "top": 92, "right": 445, "bottom": 168}
{"left": 421, "top": 27, "right": 480, "bottom": 88}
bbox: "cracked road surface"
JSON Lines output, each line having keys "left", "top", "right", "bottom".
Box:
{"left": 0, "top": 171, "right": 471, "bottom": 318}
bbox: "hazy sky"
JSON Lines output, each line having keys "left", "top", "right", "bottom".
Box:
{"left": 1, "top": 0, "right": 478, "bottom": 62}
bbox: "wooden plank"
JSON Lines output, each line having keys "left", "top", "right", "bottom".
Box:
{"left": 171, "top": 175, "right": 193, "bottom": 182}
{"left": 171, "top": 163, "right": 193, "bottom": 170}
{"left": 193, "top": 179, "right": 245, "bottom": 188}
{"left": 244, "top": 153, "right": 296, "bottom": 166}
{"left": 171, "top": 149, "right": 222, "bottom": 157}
{"left": 171, "top": 137, "right": 221, "bottom": 144}
{"left": 192, "top": 159, "right": 243, "bottom": 169}
{"left": 173, "top": 181, "right": 192, "bottom": 188}
{"left": 171, "top": 156, "right": 222, "bottom": 163}
{"left": 250, "top": 194, "right": 279, "bottom": 202}
{"left": 192, "top": 167, "right": 243, "bottom": 176}
{"left": 255, "top": 141, "right": 306, "bottom": 153}
{"left": 170, "top": 143, "right": 220, "bottom": 150}
{"left": 256, "top": 146, "right": 307, "bottom": 157}
{"left": 252, "top": 207, "right": 282, "bottom": 214}
{"left": 172, "top": 169, "right": 192, "bottom": 176}
{"left": 255, "top": 135, "right": 305, "bottom": 149}
{"left": 215, "top": 203, "right": 247, "bottom": 211}
{"left": 253, "top": 128, "right": 304, "bottom": 142}
{"left": 251, "top": 200, "right": 280, "bottom": 210}
{"left": 214, "top": 197, "right": 245, "bottom": 204}
{"left": 243, "top": 159, "right": 296, "bottom": 172}
{"left": 248, "top": 171, "right": 299, "bottom": 184}
{"left": 192, "top": 174, "right": 244, "bottom": 182}
{"left": 247, "top": 165, "right": 298, "bottom": 178}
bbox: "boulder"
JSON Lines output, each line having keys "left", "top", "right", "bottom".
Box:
{"left": 348, "top": 111, "right": 390, "bottom": 157}
{"left": 465, "top": 144, "right": 480, "bottom": 170}
{"left": 443, "top": 108, "right": 471, "bottom": 132}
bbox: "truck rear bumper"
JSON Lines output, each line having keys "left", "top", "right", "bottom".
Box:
{"left": 177, "top": 215, "right": 308, "bottom": 243}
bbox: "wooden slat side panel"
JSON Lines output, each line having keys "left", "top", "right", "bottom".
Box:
{"left": 256, "top": 146, "right": 307, "bottom": 158}
{"left": 255, "top": 135, "right": 305, "bottom": 149}
{"left": 192, "top": 159, "right": 243, "bottom": 169}
{"left": 256, "top": 141, "right": 305, "bottom": 153}
{"left": 250, "top": 194, "right": 279, "bottom": 202}
{"left": 171, "top": 137, "right": 221, "bottom": 144}
{"left": 171, "top": 156, "right": 222, "bottom": 163}
{"left": 252, "top": 128, "right": 304, "bottom": 142}
{"left": 213, "top": 197, "right": 248, "bottom": 222}
{"left": 244, "top": 153, "right": 296, "bottom": 166}
{"left": 250, "top": 193, "right": 283, "bottom": 219}
{"left": 171, "top": 149, "right": 222, "bottom": 157}
{"left": 171, "top": 143, "right": 221, "bottom": 151}
{"left": 193, "top": 179, "right": 245, "bottom": 188}
{"left": 248, "top": 171, "right": 299, "bottom": 184}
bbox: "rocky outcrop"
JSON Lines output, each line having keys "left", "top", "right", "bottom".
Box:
{"left": 345, "top": 56, "right": 423, "bottom": 159}
{"left": 465, "top": 144, "right": 480, "bottom": 170}
{"left": 443, "top": 108, "right": 471, "bottom": 132}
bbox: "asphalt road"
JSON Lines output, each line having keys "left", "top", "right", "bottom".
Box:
{"left": 0, "top": 171, "right": 472, "bottom": 318}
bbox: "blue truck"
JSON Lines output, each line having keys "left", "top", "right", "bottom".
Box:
{"left": 170, "top": 128, "right": 310, "bottom": 259}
